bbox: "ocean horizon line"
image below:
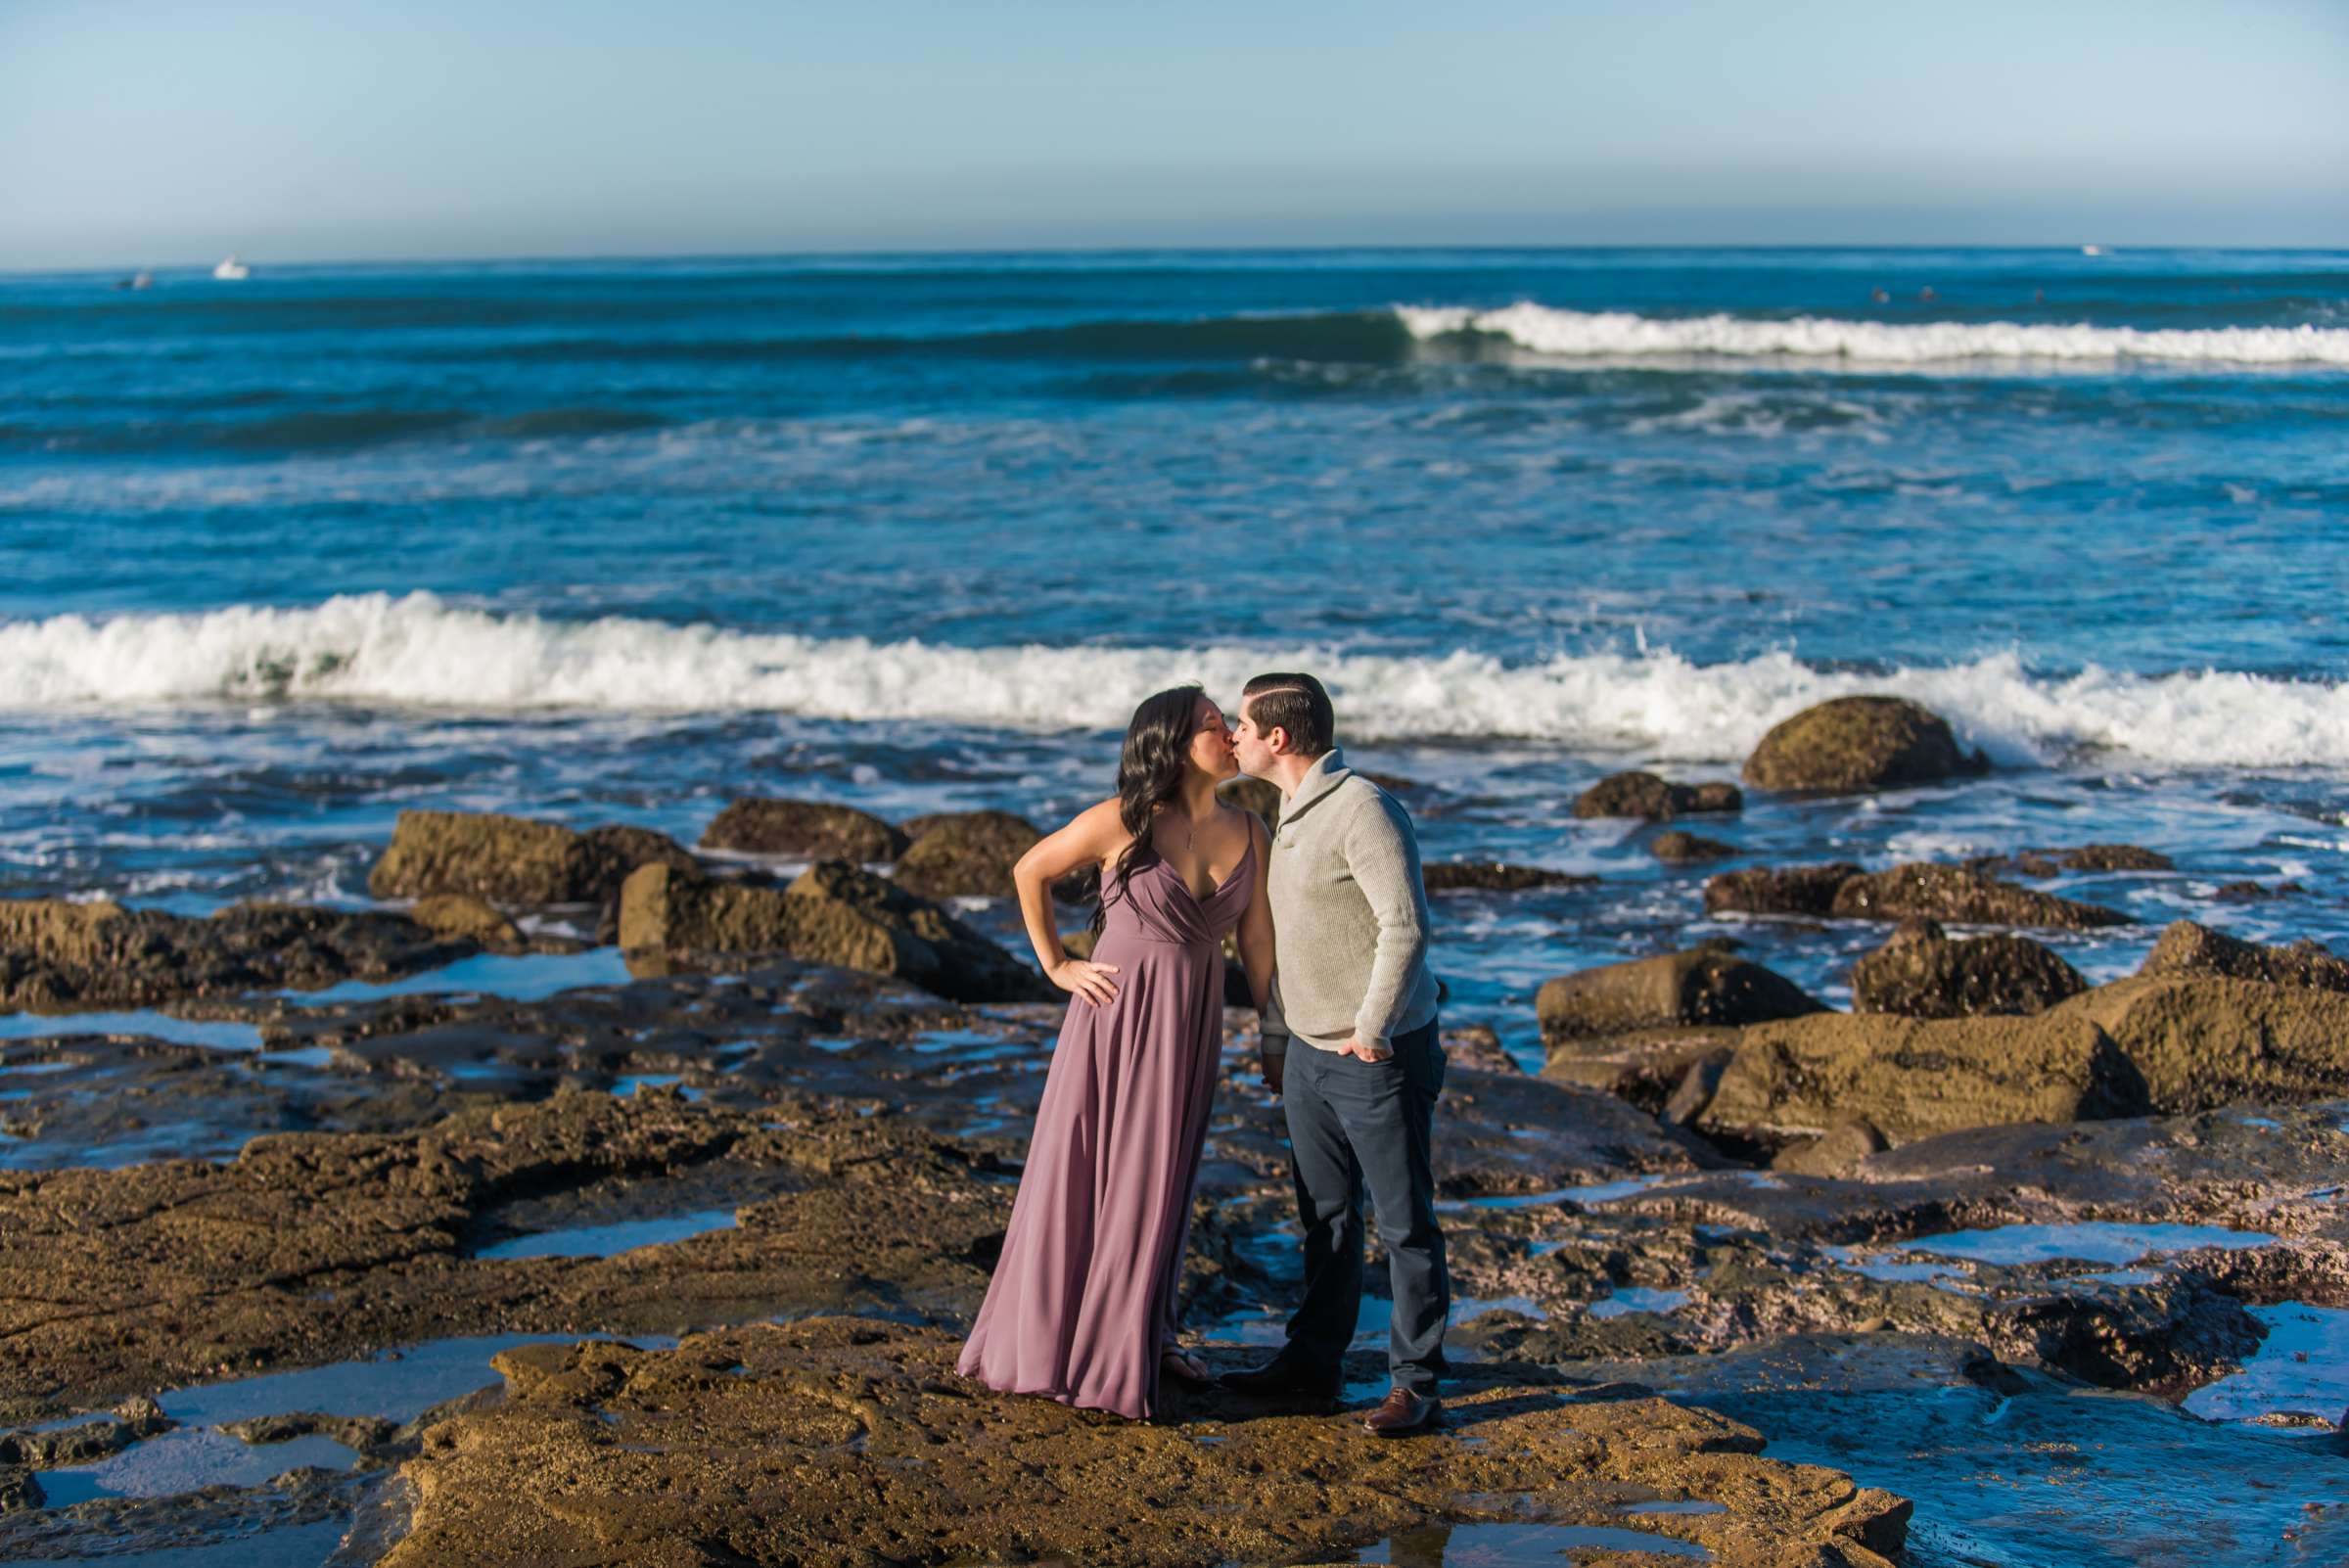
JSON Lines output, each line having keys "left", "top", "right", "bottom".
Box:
{"left": 12, "top": 239, "right": 2349, "bottom": 281}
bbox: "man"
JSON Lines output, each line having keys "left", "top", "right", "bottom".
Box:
{"left": 1222, "top": 671, "right": 1448, "bottom": 1436}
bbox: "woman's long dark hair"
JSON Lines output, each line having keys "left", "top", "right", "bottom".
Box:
{"left": 1092, "top": 684, "right": 1206, "bottom": 934}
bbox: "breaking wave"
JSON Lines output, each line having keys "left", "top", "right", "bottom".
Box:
{"left": 4, "top": 594, "right": 2345, "bottom": 768}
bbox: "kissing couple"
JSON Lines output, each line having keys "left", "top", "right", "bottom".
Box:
{"left": 956, "top": 673, "right": 1450, "bottom": 1435}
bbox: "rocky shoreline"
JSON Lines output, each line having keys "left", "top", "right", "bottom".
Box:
{"left": 2, "top": 697, "right": 2345, "bottom": 1565}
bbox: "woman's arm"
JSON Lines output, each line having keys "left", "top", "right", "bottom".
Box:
{"left": 1233, "top": 811, "right": 1283, "bottom": 1089}
{"left": 1013, "top": 797, "right": 1129, "bottom": 1007}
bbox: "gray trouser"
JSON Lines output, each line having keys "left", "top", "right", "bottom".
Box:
{"left": 1280, "top": 1016, "right": 1449, "bottom": 1394}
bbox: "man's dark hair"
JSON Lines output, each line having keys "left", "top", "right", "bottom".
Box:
{"left": 1242, "top": 672, "right": 1335, "bottom": 760}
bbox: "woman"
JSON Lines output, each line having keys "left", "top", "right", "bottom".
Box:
{"left": 956, "top": 684, "right": 1277, "bottom": 1419}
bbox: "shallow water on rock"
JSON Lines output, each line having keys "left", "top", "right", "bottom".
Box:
{"left": 23, "top": 1518, "right": 360, "bottom": 1568}
{"left": 1589, "top": 1286, "right": 1690, "bottom": 1319}
{"left": 1351, "top": 1519, "right": 1711, "bottom": 1563}
{"left": 160, "top": 1333, "right": 676, "bottom": 1429}
{"left": 295, "top": 948, "right": 634, "bottom": 1005}
{"left": 35, "top": 1427, "right": 363, "bottom": 1505}
{"left": 1449, "top": 1174, "right": 1672, "bottom": 1211}
{"left": 2183, "top": 1302, "right": 2349, "bottom": 1427}
{"left": 1685, "top": 1351, "right": 2349, "bottom": 1567}
{"left": 0, "top": 1010, "right": 266, "bottom": 1050}
{"left": 470, "top": 1206, "right": 740, "bottom": 1261}
{"left": 1901, "top": 1222, "right": 2280, "bottom": 1268}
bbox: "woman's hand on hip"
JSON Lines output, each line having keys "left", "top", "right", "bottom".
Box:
{"left": 1048, "top": 958, "right": 1121, "bottom": 1006}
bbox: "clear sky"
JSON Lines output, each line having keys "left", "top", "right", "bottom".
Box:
{"left": 5, "top": 0, "right": 2346, "bottom": 269}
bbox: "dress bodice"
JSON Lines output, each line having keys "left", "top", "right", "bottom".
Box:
{"left": 1098, "top": 837, "right": 1255, "bottom": 948}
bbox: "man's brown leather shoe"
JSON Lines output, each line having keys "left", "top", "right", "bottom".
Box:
{"left": 1362, "top": 1385, "right": 1439, "bottom": 1436}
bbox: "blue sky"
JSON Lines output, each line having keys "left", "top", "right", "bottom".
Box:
{"left": 4, "top": 0, "right": 2345, "bottom": 268}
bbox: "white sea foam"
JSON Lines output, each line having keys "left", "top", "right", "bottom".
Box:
{"left": 1396, "top": 303, "right": 2349, "bottom": 367}
{"left": 3, "top": 593, "right": 2345, "bottom": 768}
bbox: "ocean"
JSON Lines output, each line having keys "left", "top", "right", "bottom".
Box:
{"left": 3, "top": 247, "right": 2346, "bottom": 1055}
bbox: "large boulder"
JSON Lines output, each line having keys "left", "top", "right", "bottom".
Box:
{"left": 619, "top": 860, "right": 1052, "bottom": 1004}
{"left": 407, "top": 895, "right": 528, "bottom": 954}
{"left": 699, "top": 799, "right": 907, "bottom": 861}
{"left": 2138, "top": 920, "right": 2349, "bottom": 993}
{"left": 1538, "top": 948, "right": 1824, "bottom": 1044}
{"left": 1694, "top": 1011, "right": 2145, "bottom": 1150}
{"left": 1703, "top": 862, "right": 1863, "bottom": 919}
{"left": 1651, "top": 830, "right": 1737, "bottom": 865}
{"left": 1572, "top": 771, "right": 1742, "bottom": 820}
{"left": 1742, "top": 696, "right": 1987, "bottom": 795}
{"left": 892, "top": 810, "right": 1042, "bottom": 900}
{"left": 2050, "top": 974, "right": 2349, "bottom": 1114}
{"left": 1850, "top": 919, "right": 2088, "bottom": 1018}
{"left": 1541, "top": 1026, "right": 1744, "bottom": 1117}
{"left": 1422, "top": 862, "right": 1597, "bottom": 894}
{"left": 1827, "top": 863, "right": 2127, "bottom": 931}
{"left": 369, "top": 810, "right": 695, "bottom": 906}
{"left": 1219, "top": 776, "right": 1283, "bottom": 826}
{"left": 0, "top": 899, "right": 477, "bottom": 1012}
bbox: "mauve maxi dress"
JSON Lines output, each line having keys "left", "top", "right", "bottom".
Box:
{"left": 956, "top": 837, "right": 1255, "bottom": 1419}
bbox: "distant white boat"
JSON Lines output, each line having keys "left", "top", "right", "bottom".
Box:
{"left": 212, "top": 254, "right": 250, "bottom": 281}
{"left": 2080, "top": 245, "right": 2104, "bottom": 257}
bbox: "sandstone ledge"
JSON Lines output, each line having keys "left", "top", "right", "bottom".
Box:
{"left": 380, "top": 1318, "right": 1908, "bottom": 1568}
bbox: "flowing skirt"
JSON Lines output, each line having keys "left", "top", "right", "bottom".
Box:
{"left": 955, "top": 932, "right": 1225, "bottom": 1418}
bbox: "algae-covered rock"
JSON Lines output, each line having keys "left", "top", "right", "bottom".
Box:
{"left": 407, "top": 895, "right": 527, "bottom": 953}
{"left": 1219, "top": 775, "right": 1283, "bottom": 825}
{"left": 1573, "top": 770, "right": 1744, "bottom": 820}
{"left": 1538, "top": 948, "right": 1824, "bottom": 1044}
{"left": 1850, "top": 919, "right": 2088, "bottom": 1017}
{"left": 699, "top": 799, "right": 907, "bottom": 861}
{"left": 1703, "top": 863, "right": 1863, "bottom": 919}
{"left": 1651, "top": 829, "right": 1738, "bottom": 864}
{"left": 1422, "top": 861, "right": 1597, "bottom": 893}
{"left": 891, "top": 809, "right": 1041, "bottom": 899}
{"left": 622, "top": 861, "right": 1052, "bottom": 1004}
{"left": 0, "top": 898, "right": 478, "bottom": 1013}
{"left": 2138, "top": 920, "right": 2349, "bottom": 993}
{"left": 1828, "top": 863, "right": 2128, "bottom": 931}
{"left": 2050, "top": 974, "right": 2349, "bottom": 1114}
{"left": 1742, "top": 696, "right": 1987, "bottom": 794}
{"left": 374, "top": 1318, "right": 1909, "bottom": 1568}
{"left": 369, "top": 810, "right": 696, "bottom": 905}
{"left": 2057, "top": 844, "right": 2173, "bottom": 872}
{"left": 1696, "top": 1010, "right": 2144, "bottom": 1149}
{"left": 1541, "top": 1027, "right": 1743, "bottom": 1116}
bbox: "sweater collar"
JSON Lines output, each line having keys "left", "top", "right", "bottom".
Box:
{"left": 1281, "top": 748, "right": 1352, "bottom": 824}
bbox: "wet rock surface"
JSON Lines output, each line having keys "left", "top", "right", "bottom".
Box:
{"left": 621, "top": 859, "right": 1055, "bottom": 1003}
{"left": 1741, "top": 695, "right": 1988, "bottom": 795}
{"left": 1421, "top": 861, "right": 1598, "bottom": 894}
{"left": 2052, "top": 974, "right": 2349, "bottom": 1113}
{"left": 892, "top": 808, "right": 1043, "bottom": 899}
{"left": 3, "top": 907, "right": 2346, "bottom": 1565}
{"left": 1848, "top": 918, "right": 2088, "bottom": 1017}
{"left": 1, "top": 898, "right": 484, "bottom": 1013}
{"left": 1705, "top": 859, "right": 2128, "bottom": 930}
{"left": 370, "top": 809, "right": 698, "bottom": 906}
{"left": 1691, "top": 1008, "right": 2142, "bottom": 1150}
{"left": 1537, "top": 948, "right": 1823, "bottom": 1044}
{"left": 377, "top": 1320, "right": 1908, "bottom": 1568}
{"left": 2141, "top": 917, "right": 2349, "bottom": 992}
{"left": 1650, "top": 829, "right": 1738, "bottom": 864}
{"left": 1572, "top": 770, "right": 1743, "bottom": 820}
{"left": 699, "top": 798, "right": 908, "bottom": 861}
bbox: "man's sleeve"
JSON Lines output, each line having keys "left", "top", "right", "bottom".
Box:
{"left": 1342, "top": 793, "right": 1430, "bottom": 1048}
